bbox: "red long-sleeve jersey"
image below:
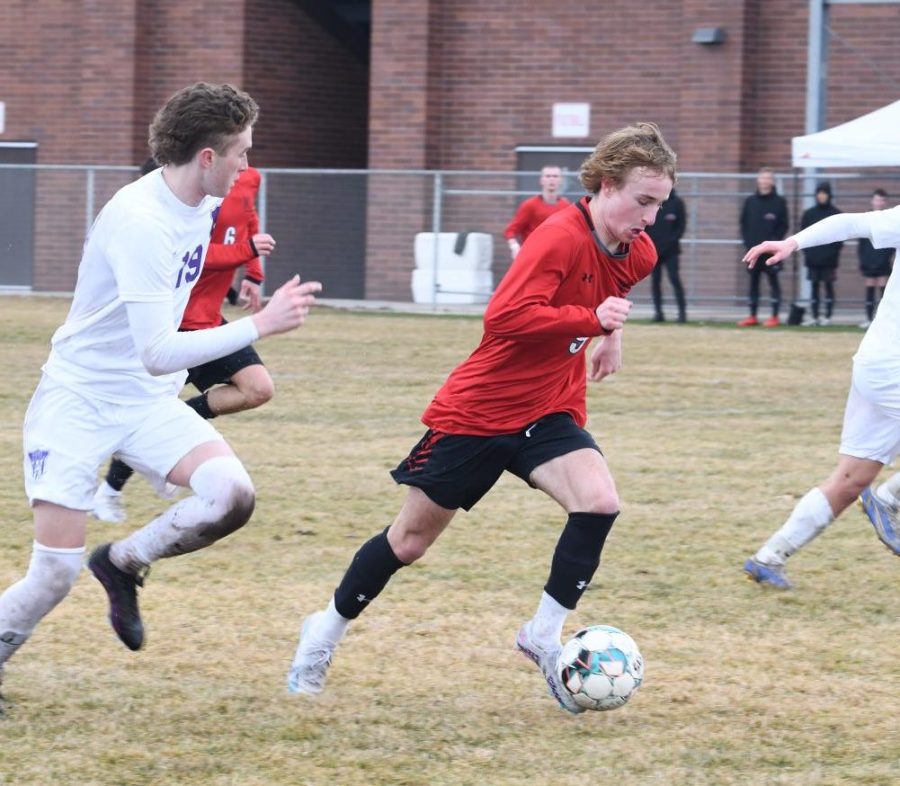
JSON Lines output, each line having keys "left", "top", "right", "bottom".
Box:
{"left": 504, "top": 194, "right": 571, "bottom": 243}
{"left": 422, "top": 197, "right": 657, "bottom": 435}
{"left": 181, "top": 167, "right": 265, "bottom": 330}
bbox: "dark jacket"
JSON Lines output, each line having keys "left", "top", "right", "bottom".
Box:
{"left": 800, "top": 198, "right": 842, "bottom": 269}
{"left": 740, "top": 189, "right": 789, "bottom": 249}
{"left": 858, "top": 237, "right": 895, "bottom": 277}
{"left": 645, "top": 191, "right": 686, "bottom": 259}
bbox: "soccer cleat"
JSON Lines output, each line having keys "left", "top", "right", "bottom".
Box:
{"left": 736, "top": 316, "right": 759, "bottom": 327}
{"left": 516, "top": 622, "right": 585, "bottom": 715}
{"left": 91, "top": 483, "right": 127, "bottom": 524}
{"left": 287, "top": 611, "right": 335, "bottom": 695}
{"left": 801, "top": 316, "right": 817, "bottom": 327}
{"left": 763, "top": 316, "right": 780, "bottom": 328}
{"left": 743, "top": 557, "right": 793, "bottom": 589}
{"left": 88, "top": 544, "right": 146, "bottom": 651}
{"left": 858, "top": 320, "right": 872, "bottom": 329}
{"left": 817, "top": 317, "right": 832, "bottom": 327}
{"left": 858, "top": 487, "right": 900, "bottom": 557}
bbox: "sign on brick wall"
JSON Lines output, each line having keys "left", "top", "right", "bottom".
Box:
{"left": 552, "top": 103, "right": 590, "bottom": 138}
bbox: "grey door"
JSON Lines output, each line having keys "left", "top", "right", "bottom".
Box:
{"left": 0, "top": 143, "right": 37, "bottom": 288}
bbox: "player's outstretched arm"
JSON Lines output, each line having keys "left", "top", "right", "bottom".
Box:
{"left": 743, "top": 238, "right": 798, "bottom": 268}
{"left": 251, "top": 275, "right": 322, "bottom": 338}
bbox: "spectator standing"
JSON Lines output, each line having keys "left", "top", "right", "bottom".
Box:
{"left": 858, "top": 188, "right": 895, "bottom": 329}
{"left": 504, "top": 166, "right": 570, "bottom": 259}
{"left": 646, "top": 189, "right": 687, "bottom": 322}
{"left": 800, "top": 181, "right": 842, "bottom": 326}
{"left": 737, "top": 168, "right": 789, "bottom": 327}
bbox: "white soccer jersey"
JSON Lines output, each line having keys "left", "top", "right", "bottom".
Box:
{"left": 855, "top": 205, "right": 900, "bottom": 367}
{"left": 42, "top": 169, "right": 221, "bottom": 403}
{"left": 792, "top": 205, "right": 900, "bottom": 368}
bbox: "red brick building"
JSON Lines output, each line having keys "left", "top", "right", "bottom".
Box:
{"left": 1, "top": 0, "right": 899, "bottom": 300}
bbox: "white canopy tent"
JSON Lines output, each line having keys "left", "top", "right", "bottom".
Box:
{"left": 792, "top": 99, "right": 900, "bottom": 168}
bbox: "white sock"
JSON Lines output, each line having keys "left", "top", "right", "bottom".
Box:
{"left": 111, "top": 456, "right": 254, "bottom": 573}
{"left": 756, "top": 487, "right": 834, "bottom": 566}
{"left": 875, "top": 472, "right": 900, "bottom": 506}
{"left": 0, "top": 542, "right": 84, "bottom": 667}
{"left": 529, "top": 591, "right": 569, "bottom": 648}
{"left": 315, "top": 598, "right": 350, "bottom": 644}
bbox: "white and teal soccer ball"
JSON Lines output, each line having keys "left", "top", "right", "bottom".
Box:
{"left": 556, "top": 625, "right": 644, "bottom": 711}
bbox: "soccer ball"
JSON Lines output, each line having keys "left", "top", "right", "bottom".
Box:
{"left": 557, "top": 625, "right": 644, "bottom": 711}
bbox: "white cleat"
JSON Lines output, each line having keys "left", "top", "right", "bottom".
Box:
{"left": 516, "top": 622, "right": 585, "bottom": 714}
{"left": 287, "top": 611, "right": 335, "bottom": 695}
{"left": 91, "top": 482, "right": 127, "bottom": 524}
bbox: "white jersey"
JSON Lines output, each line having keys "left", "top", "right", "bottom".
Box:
{"left": 792, "top": 205, "right": 900, "bottom": 368}
{"left": 42, "top": 169, "right": 221, "bottom": 404}
{"left": 856, "top": 206, "right": 900, "bottom": 368}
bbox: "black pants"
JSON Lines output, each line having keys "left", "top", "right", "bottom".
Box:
{"left": 748, "top": 264, "right": 781, "bottom": 317}
{"left": 651, "top": 253, "right": 686, "bottom": 320}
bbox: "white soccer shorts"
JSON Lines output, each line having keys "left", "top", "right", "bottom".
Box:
{"left": 23, "top": 374, "right": 223, "bottom": 510}
{"left": 839, "top": 360, "right": 900, "bottom": 465}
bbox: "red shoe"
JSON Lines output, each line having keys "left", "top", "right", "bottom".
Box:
{"left": 736, "top": 316, "right": 759, "bottom": 327}
{"left": 763, "top": 316, "right": 780, "bottom": 328}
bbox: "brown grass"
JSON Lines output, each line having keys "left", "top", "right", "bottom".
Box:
{"left": 0, "top": 297, "right": 897, "bottom": 786}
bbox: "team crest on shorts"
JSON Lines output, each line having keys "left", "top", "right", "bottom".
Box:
{"left": 28, "top": 449, "right": 49, "bottom": 480}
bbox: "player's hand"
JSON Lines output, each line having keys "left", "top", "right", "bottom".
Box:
{"left": 595, "top": 296, "right": 632, "bottom": 333}
{"left": 743, "top": 238, "right": 797, "bottom": 268}
{"left": 238, "top": 279, "right": 263, "bottom": 312}
{"left": 251, "top": 232, "right": 276, "bottom": 256}
{"left": 589, "top": 330, "right": 622, "bottom": 382}
{"left": 252, "top": 275, "right": 322, "bottom": 337}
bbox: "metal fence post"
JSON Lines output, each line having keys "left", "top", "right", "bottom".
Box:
{"left": 431, "top": 171, "right": 443, "bottom": 310}
{"left": 85, "top": 167, "right": 95, "bottom": 236}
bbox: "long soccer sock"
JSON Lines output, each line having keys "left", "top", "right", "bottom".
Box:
{"left": 332, "top": 527, "right": 407, "bottom": 620}
{"left": 543, "top": 511, "right": 617, "bottom": 611}
{"left": 105, "top": 458, "right": 135, "bottom": 492}
{"left": 109, "top": 456, "right": 254, "bottom": 573}
{"left": 528, "top": 591, "right": 571, "bottom": 650}
{"left": 185, "top": 391, "right": 216, "bottom": 420}
{"left": 0, "top": 543, "right": 84, "bottom": 667}
{"left": 875, "top": 472, "right": 900, "bottom": 506}
{"left": 865, "top": 286, "right": 876, "bottom": 320}
{"left": 755, "top": 487, "right": 834, "bottom": 566}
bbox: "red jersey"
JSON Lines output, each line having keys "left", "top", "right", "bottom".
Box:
{"left": 422, "top": 197, "right": 657, "bottom": 435}
{"left": 181, "top": 167, "right": 265, "bottom": 330}
{"left": 504, "top": 194, "right": 571, "bottom": 243}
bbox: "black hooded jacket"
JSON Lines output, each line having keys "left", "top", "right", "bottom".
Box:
{"left": 800, "top": 188, "right": 842, "bottom": 269}
{"left": 740, "top": 188, "right": 789, "bottom": 249}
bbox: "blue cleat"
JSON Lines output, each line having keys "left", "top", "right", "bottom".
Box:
{"left": 858, "top": 487, "right": 900, "bottom": 557}
{"left": 743, "top": 557, "right": 793, "bottom": 589}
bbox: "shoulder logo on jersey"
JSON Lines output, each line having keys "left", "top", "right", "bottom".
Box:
{"left": 569, "top": 337, "right": 588, "bottom": 354}
{"left": 582, "top": 272, "right": 594, "bottom": 283}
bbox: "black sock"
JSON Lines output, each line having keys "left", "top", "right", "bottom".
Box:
{"left": 866, "top": 286, "right": 876, "bottom": 320}
{"left": 544, "top": 512, "right": 618, "bottom": 610}
{"left": 186, "top": 391, "right": 216, "bottom": 419}
{"left": 333, "top": 528, "right": 407, "bottom": 619}
{"left": 226, "top": 287, "right": 238, "bottom": 305}
{"left": 105, "top": 458, "right": 135, "bottom": 492}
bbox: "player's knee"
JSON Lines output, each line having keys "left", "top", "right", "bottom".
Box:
{"left": 189, "top": 456, "right": 256, "bottom": 541}
{"left": 388, "top": 530, "right": 433, "bottom": 564}
{"left": 577, "top": 490, "right": 619, "bottom": 515}
{"left": 243, "top": 376, "right": 275, "bottom": 409}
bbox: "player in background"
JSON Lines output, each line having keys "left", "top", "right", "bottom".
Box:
{"left": 288, "top": 123, "right": 676, "bottom": 714}
{"left": 857, "top": 188, "right": 895, "bottom": 329}
{"left": 92, "top": 165, "right": 277, "bottom": 523}
{"left": 0, "top": 83, "right": 321, "bottom": 695}
{"left": 743, "top": 206, "right": 900, "bottom": 589}
{"left": 504, "top": 165, "right": 570, "bottom": 259}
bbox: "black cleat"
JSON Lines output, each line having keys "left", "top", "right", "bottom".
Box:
{"left": 88, "top": 543, "right": 145, "bottom": 651}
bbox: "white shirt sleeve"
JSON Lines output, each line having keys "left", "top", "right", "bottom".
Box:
{"left": 125, "top": 299, "right": 260, "bottom": 376}
{"left": 794, "top": 213, "right": 871, "bottom": 248}
{"left": 791, "top": 210, "right": 893, "bottom": 250}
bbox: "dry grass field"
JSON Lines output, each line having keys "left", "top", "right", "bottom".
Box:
{"left": 0, "top": 296, "right": 897, "bottom": 786}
